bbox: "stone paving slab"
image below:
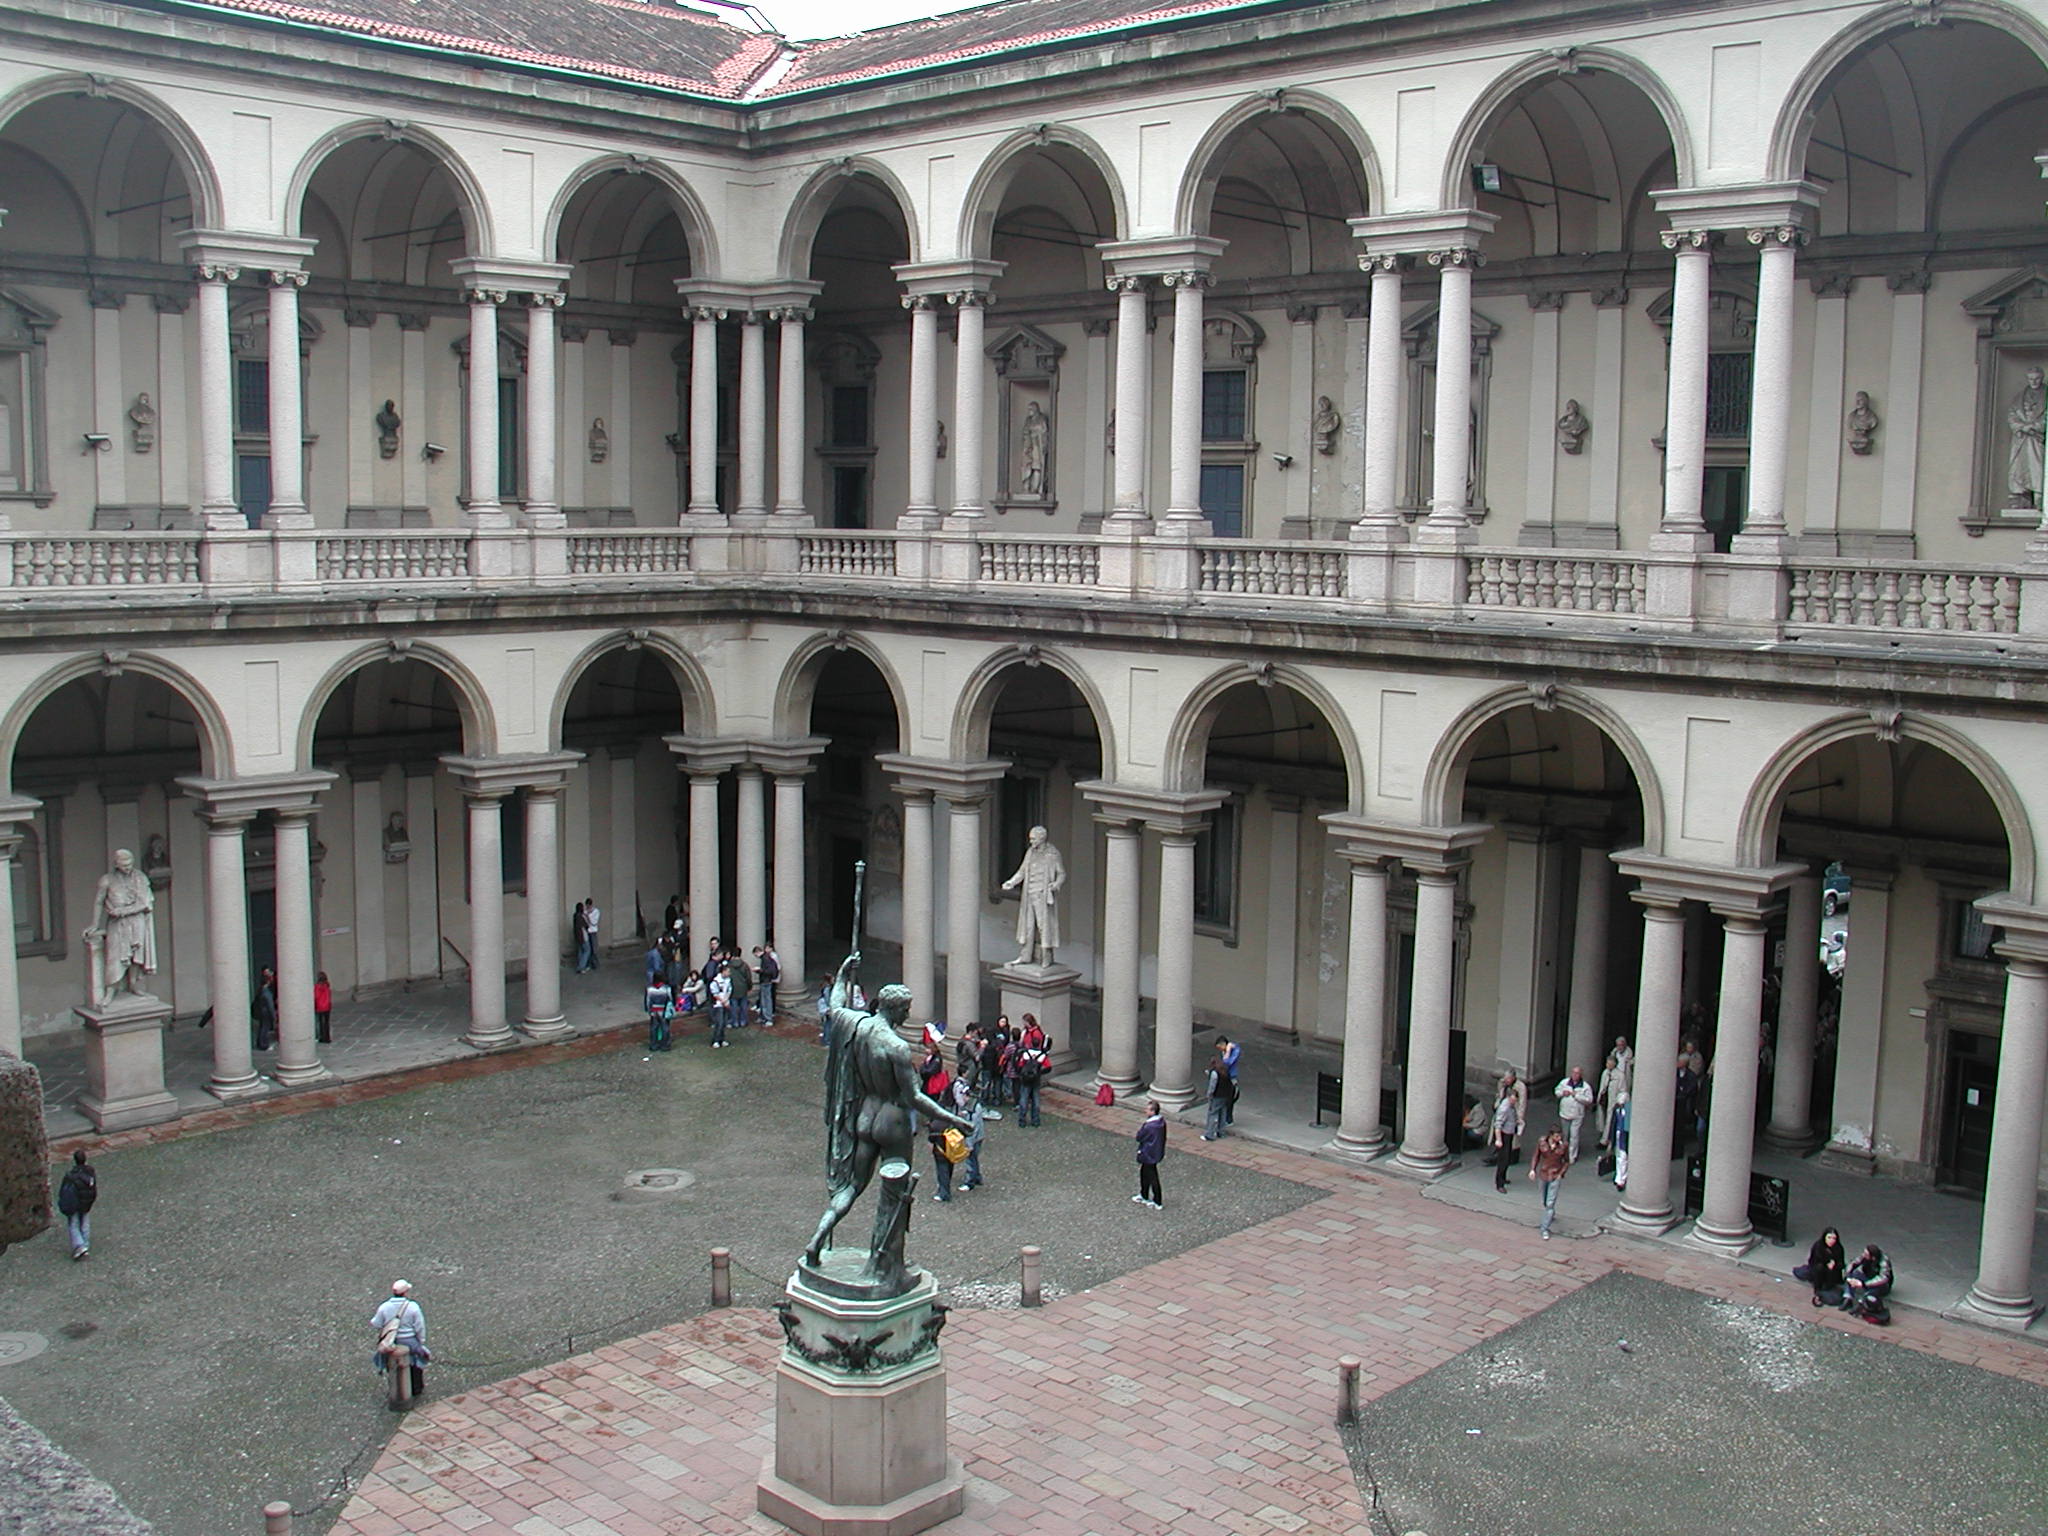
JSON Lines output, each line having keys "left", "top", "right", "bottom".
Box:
{"left": 334, "top": 1087, "right": 2048, "bottom": 1536}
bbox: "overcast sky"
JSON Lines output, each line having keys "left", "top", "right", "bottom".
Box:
{"left": 751, "top": 0, "right": 982, "bottom": 41}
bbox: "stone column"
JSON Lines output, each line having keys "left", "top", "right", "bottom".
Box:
{"left": 1617, "top": 894, "right": 1687, "bottom": 1231}
{"left": 1692, "top": 910, "right": 1769, "bottom": 1253}
{"left": 737, "top": 309, "right": 769, "bottom": 524}
{"left": 1152, "top": 830, "right": 1199, "bottom": 1108}
{"left": 1334, "top": 855, "right": 1391, "bottom": 1156}
{"left": 1394, "top": 866, "right": 1461, "bottom": 1171}
{"left": 943, "top": 791, "right": 987, "bottom": 1030}
{"left": 899, "top": 790, "right": 935, "bottom": 1023}
{"left": 1096, "top": 817, "right": 1143, "bottom": 1094}
{"left": 1766, "top": 873, "right": 1822, "bottom": 1148}
{"left": 1965, "top": 945, "right": 2048, "bottom": 1324}
{"left": 0, "top": 799, "right": 34, "bottom": 1059}
{"left": 689, "top": 771, "right": 723, "bottom": 952}
{"left": 1162, "top": 270, "right": 1212, "bottom": 527}
{"left": 774, "top": 303, "right": 812, "bottom": 520}
{"left": 1564, "top": 844, "right": 1611, "bottom": 1078}
{"left": 463, "top": 284, "right": 508, "bottom": 527}
{"left": 271, "top": 807, "right": 327, "bottom": 1084}
{"left": 903, "top": 294, "right": 941, "bottom": 526}
{"left": 522, "top": 782, "right": 569, "bottom": 1038}
{"left": 195, "top": 262, "right": 241, "bottom": 528}
{"left": 524, "top": 292, "right": 565, "bottom": 525}
{"left": 735, "top": 765, "right": 768, "bottom": 954}
{"left": 263, "top": 269, "right": 310, "bottom": 526}
{"left": 199, "top": 809, "right": 259, "bottom": 1097}
{"left": 687, "top": 305, "right": 723, "bottom": 520}
{"left": 462, "top": 789, "right": 512, "bottom": 1050}
{"left": 1824, "top": 871, "right": 1889, "bottom": 1167}
{"left": 1737, "top": 225, "right": 1804, "bottom": 549}
{"left": 947, "top": 289, "right": 992, "bottom": 522}
{"left": 1420, "top": 247, "right": 1481, "bottom": 540}
{"left": 1356, "top": 253, "right": 1406, "bottom": 539}
{"left": 1655, "top": 230, "right": 1714, "bottom": 549}
{"left": 1107, "top": 276, "right": 1150, "bottom": 524}
{"left": 772, "top": 769, "right": 811, "bottom": 1000}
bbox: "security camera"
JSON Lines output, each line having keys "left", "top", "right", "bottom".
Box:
{"left": 1272, "top": 452, "right": 1293, "bottom": 469}
{"left": 421, "top": 442, "right": 446, "bottom": 461}
{"left": 82, "top": 432, "right": 111, "bottom": 451}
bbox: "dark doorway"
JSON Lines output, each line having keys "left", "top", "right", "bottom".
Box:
{"left": 1940, "top": 1031, "right": 1998, "bottom": 1193}
{"left": 1702, "top": 466, "right": 1747, "bottom": 552}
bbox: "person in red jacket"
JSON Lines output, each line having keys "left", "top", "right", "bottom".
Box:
{"left": 314, "top": 971, "right": 334, "bottom": 1044}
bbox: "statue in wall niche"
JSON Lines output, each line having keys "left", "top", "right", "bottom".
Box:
{"left": 85, "top": 848, "right": 157, "bottom": 1009}
{"left": 1000, "top": 824, "right": 1065, "bottom": 967}
{"left": 127, "top": 393, "right": 156, "bottom": 454}
{"left": 375, "top": 399, "right": 403, "bottom": 460}
{"left": 1846, "top": 391, "right": 1879, "bottom": 456}
{"left": 588, "top": 417, "right": 610, "bottom": 464}
{"left": 935, "top": 420, "right": 947, "bottom": 460}
{"left": 383, "top": 810, "right": 411, "bottom": 864}
{"left": 1313, "top": 395, "right": 1341, "bottom": 456}
{"left": 2008, "top": 367, "right": 2046, "bottom": 509}
{"left": 1556, "top": 398, "right": 1589, "bottom": 456}
{"left": 1019, "top": 401, "right": 1049, "bottom": 495}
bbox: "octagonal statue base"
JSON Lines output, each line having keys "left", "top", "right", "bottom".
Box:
{"left": 757, "top": 1254, "right": 965, "bottom": 1536}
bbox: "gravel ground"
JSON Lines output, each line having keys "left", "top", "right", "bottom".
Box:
{"left": 0, "top": 1026, "right": 1323, "bottom": 1536}
{"left": 1347, "top": 1269, "right": 2048, "bottom": 1536}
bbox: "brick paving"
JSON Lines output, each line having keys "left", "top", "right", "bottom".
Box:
{"left": 328, "top": 1091, "right": 2048, "bottom": 1536}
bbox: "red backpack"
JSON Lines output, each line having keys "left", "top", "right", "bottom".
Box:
{"left": 1094, "top": 1082, "right": 1116, "bottom": 1107}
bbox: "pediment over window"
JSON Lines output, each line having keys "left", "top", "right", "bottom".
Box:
{"left": 1203, "top": 309, "right": 1263, "bottom": 365}
{"left": 1961, "top": 269, "right": 2048, "bottom": 340}
{"left": 1645, "top": 287, "right": 1755, "bottom": 350}
{"left": 1401, "top": 303, "right": 1501, "bottom": 360}
{"left": 986, "top": 323, "right": 1064, "bottom": 378}
{"left": 813, "top": 329, "right": 880, "bottom": 385}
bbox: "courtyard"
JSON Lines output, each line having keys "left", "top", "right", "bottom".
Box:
{"left": 5, "top": 1012, "right": 2047, "bottom": 1535}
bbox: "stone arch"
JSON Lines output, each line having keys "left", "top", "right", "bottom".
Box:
{"left": 282, "top": 119, "right": 494, "bottom": 254}
{"left": 1768, "top": 0, "right": 2048, "bottom": 182}
{"left": 1176, "top": 88, "right": 1384, "bottom": 235}
{"left": 0, "top": 72, "right": 225, "bottom": 228}
{"left": 1420, "top": 684, "right": 1667, "bottom": 849}
{"left": 1737, "top": 712, "right": 2036, "bottom": 902}
{"left": 294, "top": 642, "right": 495, "bottom": 771}
{"left": 545, "top": 630, "right": 716, "bottom": 750}
{"left": 956, "top": 125, "right": 1129, "bottom": 258}
{"left": 772, "top": 632, "right": 912, "bottom": 743}
{"left": 778, "top": 157, "right": 922, "bottom": 276}
{"left": 949, "top": 645, "right": 1119, "bottom": 781}
{"left": 541, "top": 153, "right": 719, "bottom": 277}
{"left": 1438, "top": 46, "right": 1696, "bottom": 211}
{"left": 1160, "top": 662, "right": 1364, "bottom": 808}
{"left": 0, "top": 651, "right": 231, "bottom": 790}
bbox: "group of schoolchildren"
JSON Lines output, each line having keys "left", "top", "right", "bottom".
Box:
{"left": 917, "top": 1015, "right": 1053, "bottom": 1201}
{"left": 641, "top": 924, "right": 780, "bottom": 1051}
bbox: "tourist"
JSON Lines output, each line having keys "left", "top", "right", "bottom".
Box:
{"left": 1002, "top": 1031, "right": 1024, "bottom": 1109}
{"left": 582, "top": 897, "right": 602, "bottom": 971}
{"left": 1555, "top": 1066, "right": 1594, "bottom": 1162}
{"left": 928, "top": 1103, "right": 958, "bottom": 1203}
{"left": 371, "top": 1280, "right": 429, "bottom": 1405}
{"left": 645, "top": 976, "right": 674, "bottom": 1052}
{"left": 708, "top": 965, "right": 733, "bottom": 1047}
{"left": 56, "top": 1146, "right": 96, "bottom": 1261}
{"left": 663, "top": 893, "right": 681, "bottom": 934}
{"left": 644, "top": 939, "right": 666, "bottom": 990}
{"left": 1843, "top": 1244, "right": 1894, "bottom": 1323}
{"left": 755, "top": 944, "right": 780, "bottom": 1022}
{"left": 1529, "top": 1126, "right": 1569, "bottom": 1239}
{"left": 1461, "top": 1095, "right": 1491, "bottom": 1150}
{"left": 1015, "top": 1033, "right": 1049, "bottom": 1127}
{"left": 1794, "top": 1227, "right": 1849, "bottom": 1307}
{"left": 816, "top": 977, "right": 832, "bottom": 1043}
{"left": 1491, "top": 1075, "right": 1523, "bottom": 1193}
{"left": 1020, "top": 1013, "right": 1046, "bottom": 1052}
{"left": 957, "top": 1078, "right": 987, "bottom": 1192}
{"left": 728, "top": 945, "right": 754, "bottom": 1028}
{"left": 314, "top": 971, "right": 334, "bottom": 1045}
{"left": 1219, "top": 1033, "right": 1242, "bottom": 1125}
{"left": 1134, "top": 1100, "right": 1167, "bottom": 1209}
{"left": 1674, "top": 1051, "right": 1702, "bottom": 1158}
{"left": 1609, "top": 1091, "right": 1631, "bottom": 1190}
{"left": 1202, "top": 1046, "right": 1233, "bottom": 1141}
{"left": 252, "top": 967, "right": 278, "bottom": 1052}
{"left": 1597, "top": 1048, "right": 1631, "bottom": 1146}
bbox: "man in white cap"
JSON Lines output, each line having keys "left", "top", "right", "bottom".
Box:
{"left": 371, "top": 1280, "right": 429, "bottom": 1406}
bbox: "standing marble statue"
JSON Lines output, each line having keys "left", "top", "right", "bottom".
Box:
{"left": 1019, "top": 402, "right": 1049, "bottom": 495}
{"left": 1000, "top": 825, "right": 1065, "bottom": 966}
{"left": 85, "top": 848, "right": 157, "bottom": 1007}
{"left": 804, "top": 953, "right": 969, "bottom": 1294}
{"left": 2008, "top": 366, "right": 2046, "bottom": 509}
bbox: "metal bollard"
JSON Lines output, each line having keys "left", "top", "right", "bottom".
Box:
{"left": 1020, "top": 1245, "right": 1042, "bottom": 1308}
{"left": 263, "top": 1498, "right": 293, "bottom": 1534}
{"left": 385, "top": 1343, "right": 413, "bottom": 1410}
{"left": 710, "top": 1247, "right": 732, "bottom": 1308}
{"left": 1336, "top": 1355, "right": 1362, "bottom": 1425}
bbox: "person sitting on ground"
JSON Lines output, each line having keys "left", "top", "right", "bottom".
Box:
{"left": 1461, "top": 1095, "right": 1490, "bottom": 1149}
{"left": 1843, "top": 1244, "right": 1894, "bottom": 1322}
{"left": 1793, "top": 1226, "right": 1848, "bottom": 1307}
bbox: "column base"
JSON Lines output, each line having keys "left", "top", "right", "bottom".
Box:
{"left": 1685, "top": 1218, "right": 1760, "bottom": 1258}
{"left": 1611, "top": 1200, "right": 1679, "bottom": 1235}
{"left": 1093, "top": 1071, "right": 1143, "bottom": 1099}
{"left": 1760, "top": 1122, "right": 1824, "bottom": 1154}
{"left": 463, "top": 1026, "right": 520, "bottom": 1053}
{"left": 1150, "top": 1083, "right": 1197, "bottom": 1112}
{"left": 1388, "top": 1143, "right": 1453, "bottom": 1178}
{"left": 206, "top": 1071, "right": 266, "bottom": 1102}
{"left": 1329, "top": 1131, "right": 1391, "bottom": 1160}
{"left": 519, "top": 1015, "right": 574, "bottom": 1042}
{"left": 270, "top": 1059, "right": 332, "bottom": 1088}
{"left": 1954, "top": 1287, "right": 2043, "bottom": 1331}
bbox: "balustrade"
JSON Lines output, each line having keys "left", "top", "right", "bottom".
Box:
{"left": 978, "top": 538, "right": 1101, "bottom": 587}
{"left": 565, "top": 532, "right": 694, "bottom": 577}
{"left": 797, "top": 533, "right": 899, "bottom": 578}
{"left": 14, "top": 534, "right": 202, "bottom": 588}
{"left": 316, "top": 534, "right": 472, "bottom": 584}
{"left": 1197, "top": 543, "right": 1345, "bottom": 598}
{"left": 1787, "top": 563, "right": 2021, "bottom": 634}
{"left": 1465, "top": 554, "right": 1651, "bottom": 615}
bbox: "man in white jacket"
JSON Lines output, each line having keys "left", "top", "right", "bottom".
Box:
{"left": 1555, "top": 1066, "right": 1595, "bottom": 1163}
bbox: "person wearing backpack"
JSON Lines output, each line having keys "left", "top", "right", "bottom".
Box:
{"left": 728, "top": 948, "right": 754, "bottom": 1028}
{"left": 1016, "top": 1038, "right": 1049, "bottom": 1127}
{"left": 957, "top": 1079, "right": 987, "bottom": 1191}
{"left": 56, "top": 1147, "right": 97, "bottom": 1260}
{"left": 928, "top": 1093, "right": 965, "bottom": 1203}
{"left": 1202, "top": 1047, "right": 1235, "bottom": 1141}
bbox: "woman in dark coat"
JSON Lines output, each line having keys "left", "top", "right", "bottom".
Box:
{"left": 1134, "top": 1100, "right": 1167, "bottom": 1209}
{"left": 1793, "top": 1226, "right": 1848, "bottom": 1306}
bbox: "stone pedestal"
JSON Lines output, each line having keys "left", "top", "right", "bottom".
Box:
{"left": 992, "top": 959, "right": 1080, "bottom": 1073}
{"left": 75, "top": 996, "right": 180, "bottom": 1131}
{"left": 758, "top": 1253, "right": 965, "bottom": 1536}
